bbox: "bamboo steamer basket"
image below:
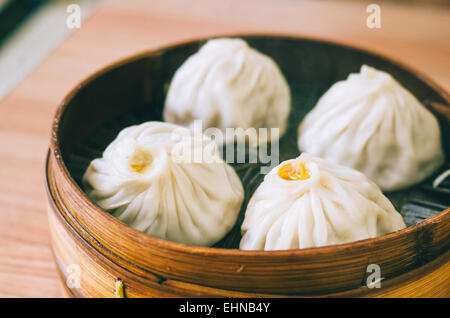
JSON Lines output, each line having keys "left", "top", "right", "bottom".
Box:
{"left": 46, "top": 35, "right": 450, "bottom": 298}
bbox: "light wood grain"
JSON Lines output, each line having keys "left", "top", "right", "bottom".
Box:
{"left": 0, "top": 0, "right": 449, "bottom": 298}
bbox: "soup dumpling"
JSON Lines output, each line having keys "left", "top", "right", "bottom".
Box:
{"left": 164, "top": 38, "right": 291, "bottom": 143}
{"left": 240, "top": 153, "right": 406, "bottom": 250}
{"left": 82, "top": 121, "right": 244, "bottom": 246}
{"left": 298, "top": 65, "right": 444, "bottom": 191}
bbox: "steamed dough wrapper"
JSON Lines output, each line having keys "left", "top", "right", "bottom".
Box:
{"left": 298, "top": 65, "right": 445, "bottom": 191}
{"left": 82, "top": 122, "right": 244, "bottom": 246}
{"left": 240, "top": 154, "right": 406, "bottom": 250}
{"left": 164, "top": 38, "right": 291, "bottom": 143}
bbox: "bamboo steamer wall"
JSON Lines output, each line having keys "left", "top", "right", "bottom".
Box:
{"left": 46, "top": 35, "right": 450, "bottom": 297}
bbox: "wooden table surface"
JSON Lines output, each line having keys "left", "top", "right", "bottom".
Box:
{"left": 0, "top": 0, "right": 449, "bottom": 298}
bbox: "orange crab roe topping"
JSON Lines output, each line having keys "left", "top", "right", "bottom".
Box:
{"left": 129, "top": 148, "right": 153, "bottom": 173}
{"left": 278, "top": 161, "right": 311, "bottom": 181}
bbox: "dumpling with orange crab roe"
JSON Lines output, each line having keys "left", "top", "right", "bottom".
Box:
{"left": 82, "top": 121, "right": 244, "bottom": 247}
{"left": 239, "top": 153, "right": 406, "bottom": 250}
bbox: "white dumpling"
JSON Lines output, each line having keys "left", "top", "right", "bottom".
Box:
{"left": 82, "top": 121, "right": 244, "bottom": 246}
{"left": 164, "top": 38, "right": 291, "bottom": 143}
{"left": 298, "top": 65, "right": 444, "bottom": 191}
{"left": 240, "top": 153, "right": 406, "bottom": 250}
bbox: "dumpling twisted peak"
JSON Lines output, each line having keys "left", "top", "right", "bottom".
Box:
{"left": 240, "top": 153, "right": 406, "bottom": 251}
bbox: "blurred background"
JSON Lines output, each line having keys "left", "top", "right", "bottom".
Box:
{"left": 0, "top": 0, "right": 99, "bottom": 100}
{"left": 0, "top": 0, "right": 449, "bottom": 101}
